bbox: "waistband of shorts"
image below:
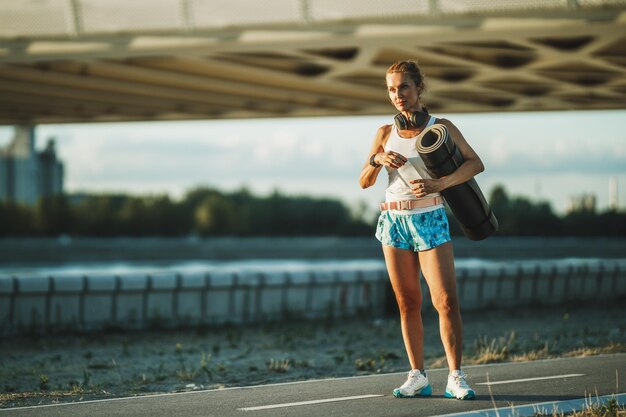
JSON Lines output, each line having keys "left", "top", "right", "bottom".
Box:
{"left": 380, "top": 196, "right": 443, "bottom": 212}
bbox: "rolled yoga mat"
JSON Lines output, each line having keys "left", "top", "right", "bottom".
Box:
{"left": 415, "top": 124, "right": 498, "bottom": 241}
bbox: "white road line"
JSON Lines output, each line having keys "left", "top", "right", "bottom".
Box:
{"left": 2, "top": 356, "right": 616, "bottom": 412}
{"left": 238, "top": 394, "right": 384, "bottom": 411}
{"left": 432, "top": 392, "right": 625, "bottom": 417}
{"left": 476, "top": 374, "right": 585, "bottom": 386}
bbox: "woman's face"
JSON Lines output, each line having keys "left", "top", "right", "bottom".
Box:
{"left": 386, "top": 72, "right": 419, "bottom": 113}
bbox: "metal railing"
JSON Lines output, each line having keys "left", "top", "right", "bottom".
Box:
{"left": 1, "top": 259, "right": 624, "bottom": 335}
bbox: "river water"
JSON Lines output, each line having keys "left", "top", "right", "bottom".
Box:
{"left": 0, "top": 236, "right": 624, "bottom": 277}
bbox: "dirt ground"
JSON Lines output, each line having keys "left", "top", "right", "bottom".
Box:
{"left": 1, "top": 302, "right": 624, "bottom": 409}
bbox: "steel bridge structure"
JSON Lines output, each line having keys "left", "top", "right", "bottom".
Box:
{"left": 0, "top": 0, "right": 625, "bottom": 124}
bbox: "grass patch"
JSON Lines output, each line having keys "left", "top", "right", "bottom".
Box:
{"left": 267, "top": 359, "right": 290, "bottom": 373}
{"left": 532, "top": 397, "right": 625, "bottom": 417}
{"left": 2, "top": 304, "right": 623, "bottom": 409}
{"left": 0, "top": 388, "right": 109, "bottom": 408}
{"left": 564, "top": 343, "right": 625, "bottom": 358}
{"left": 466, "top": 331, "right": 625, "bottom": 366}
{"left": 473, "top": 332, "right": 518, "bottom": 364}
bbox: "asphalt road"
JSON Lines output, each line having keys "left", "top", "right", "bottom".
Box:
{"left": 2, "top": 354, "right": 624, "bottom": 417}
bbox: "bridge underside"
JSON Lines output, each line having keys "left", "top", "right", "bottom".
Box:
{"left": 0, "top": 1, "right": 625, "bottom": 124}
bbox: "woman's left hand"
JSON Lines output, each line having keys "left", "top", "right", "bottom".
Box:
{"left": 410, "top": 178, "right": 444, "bottom": 198}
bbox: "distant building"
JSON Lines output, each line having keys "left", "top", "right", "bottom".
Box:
{"left": 566, "top": 193, "right": 597, "bottom": 213}
{"left": 0, "top": 125, "right": 64, "bottom": 206}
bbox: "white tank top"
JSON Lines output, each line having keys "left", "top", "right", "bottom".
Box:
{"left": 384, "top": 116, "right": 444, "bottom": 214}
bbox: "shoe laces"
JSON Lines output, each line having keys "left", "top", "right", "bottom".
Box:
{"left": 400, "top": 370, "right": 425, "bottom": 388}
{"left": 408, "top": 369, "right": 421, "bottom": 379}
{"left": 449, "top": 371, "right": 470, "bottom": 388}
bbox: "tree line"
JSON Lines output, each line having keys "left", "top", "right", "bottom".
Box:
{"left": 485, "top": 185, "right": 626, "bottom": 237}
{"left": 0, "top": 185, "right": 624, "bottom": 237}
{"left": 0, "top": 187, "right": 370, "bottom": 237}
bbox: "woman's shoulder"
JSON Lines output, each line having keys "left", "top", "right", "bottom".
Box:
{"left": 377, "top": 124, "right": 393, "bottom": 134}
{"left": 375, "top": 124, "right": 393, "bottom": 143}
{"left": 434, "top": 117, "right": 457, "bottom": 130}
{"left": 433, "top": 117, "right": 472, "bottom": 147}
{"left": 433, "top": 116, "right": 450, "bottom": 125}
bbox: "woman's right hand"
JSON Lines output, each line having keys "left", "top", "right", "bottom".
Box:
{"left": 374, "top": 151, "right": 407, "bottom": 169}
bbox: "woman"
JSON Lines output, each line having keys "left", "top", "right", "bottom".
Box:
{"left": 359, "top": 60, "right": 483, "bottom": 400}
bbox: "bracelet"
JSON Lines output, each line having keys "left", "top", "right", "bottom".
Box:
{"left": 369, "top": 153, "right": 381, "bottom": 168}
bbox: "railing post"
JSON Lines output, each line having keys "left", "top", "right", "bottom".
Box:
{"left": 173, "top": 273, "right": 182, "bottom": 323}
{"left": 355, "top": 270, "right": 365, "bottom": 311}
{"left": 477, "top": 267, "right": 486, "bottom": 304}
{"left": 45, "top": 276, "right": 54, "bottom": 331}
{"left": 256, "top": 272, "right": 265, "bottom": 321}
{"left": 80, "top": 275, "right": 88, "bottom": 329}
{"left": 241, "top": 274, "right": 250, "bottom": 323}
{"left": 229, "top": 272, "right": 238, "bottom": 320}
{"left": 282, "top": 272, "right": 291, "bottom": 318}
{"left": 201, "top": 272, "right": 211, "bottom": 320}
{"left": 563, "top": 265, "right": 573, "bottom": 302}
{"left": 514, "top": 266, "right": 523, "bottom": 302}
{"left": 306, "top": 271, "right": 315, "bottom": 313}
{"left": 112, "top": 276, "right": 121, "bottom": 323}
{"left": 9, "top": 277, "right": 19, "bottom": 330}
{"left": 548, "top": 265, "right": 557, "bottom": 298}
{"left": 496, "top": 267, "right": 505, "bottom": 299}
{"left": 531, "top": 264, "right": 541, "bottom": 301}
{"left": 330, "top": 271, "right": 348, "bottom": 316}
{"left": 143, "top": 275, "right": 152, "bottom": 325}
{"left": 596, "top": 263, "right": 604, "bottom": 295}
{"left": 611, "top": 263, "right": 619, "bottom": 295}
{"left": 580, "top": 263, "right": 589, "bottom": 297}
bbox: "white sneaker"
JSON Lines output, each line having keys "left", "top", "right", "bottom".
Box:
{"left": 445, "top": 370, "right": 476, "bottom": 400}
{"left": 393, "top": 369, "right": 432, "bottom": 398}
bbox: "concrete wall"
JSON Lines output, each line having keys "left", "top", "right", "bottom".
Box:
{"left": 1, "top": 260, "right": 625, "bottom": 335}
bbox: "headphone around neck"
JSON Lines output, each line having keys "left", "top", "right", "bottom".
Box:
{"left": 394, "top": 109, "right": 429, "bottom": 130}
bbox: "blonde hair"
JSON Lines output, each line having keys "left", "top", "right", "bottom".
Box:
{"left": 386, "top": 60, "right": 426, "bottom": 97}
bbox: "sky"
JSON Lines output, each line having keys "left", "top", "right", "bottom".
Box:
{"left": 1, "top": 109, "right": 625, "bottom": 218}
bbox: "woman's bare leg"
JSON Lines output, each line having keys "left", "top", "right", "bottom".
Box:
{"left": 419, "top": 241, "right": 463, "bottom": 371}
{"left": 382, "top": 244, "right": 424, "bottom": 370}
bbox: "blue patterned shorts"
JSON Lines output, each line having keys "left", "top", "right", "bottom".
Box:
{"left": 375, "top": 207, "right": 451, "bottom": 252}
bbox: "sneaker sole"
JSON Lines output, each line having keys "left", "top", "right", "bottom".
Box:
{"left": 444, "top": 389, "right": 476, "bottom": 400}
{"left": 393, "top": 383, "right": 432, "bottom": 398}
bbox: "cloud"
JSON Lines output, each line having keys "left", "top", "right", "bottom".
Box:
{"left": 33, "top": 111, "right": 626, "bottom": 212}
{"left": 466, "top": 121, "right": 626, "bottom": 177}
{"left": 481, "top": 149, "right": 625, "bottom": 176}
